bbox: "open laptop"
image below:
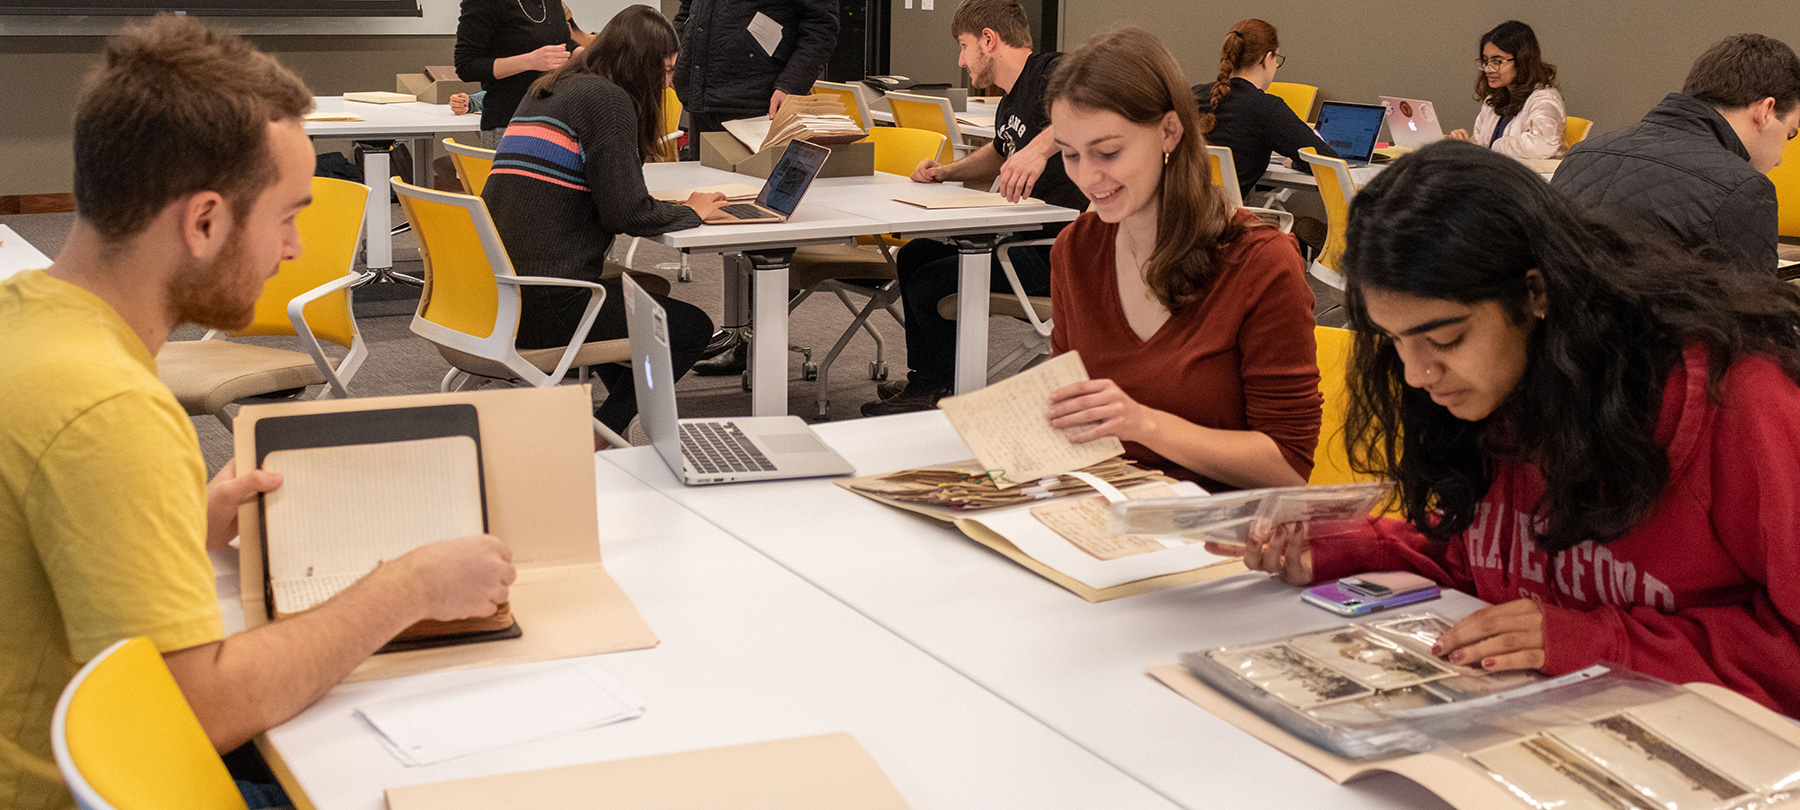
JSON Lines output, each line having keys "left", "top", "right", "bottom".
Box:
{"left": 1379, "top": 96, "right": 1444, "bottom": 150}
{"left": 702, "top": 139, "right": 831, "bottom": 225}
{"left": 1315, "top": 101, "right": 1387, "bottom": 167}
{"left": 622, "top": 274, "right": 856, "bottom": 484}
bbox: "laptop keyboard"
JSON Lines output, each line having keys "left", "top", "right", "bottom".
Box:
{"left": 681, "top": 422, "right": 777, "bottom": 475}
{"left": 718, "top": 203, "right": 767, "bottom": 218}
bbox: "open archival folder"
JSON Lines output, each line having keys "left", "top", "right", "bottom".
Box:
{"left": 648, "top": 182, "right": 764, "bottom": 203}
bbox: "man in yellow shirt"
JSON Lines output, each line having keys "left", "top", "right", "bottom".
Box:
{"left": 0, "top": 17, "right": 516, "bottom": 809}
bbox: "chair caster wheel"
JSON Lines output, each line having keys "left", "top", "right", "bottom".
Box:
{"left": 802, "top": 362, "right": 819, "bottom": 381}
{"left": 870, "top": 362, "right": 888, "bottom": 381}
{"left": 741, "top": 371, "right": 752, "bottom": 392}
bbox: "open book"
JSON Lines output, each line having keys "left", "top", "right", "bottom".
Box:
{"left": 256, "top": 404, "right": 519, "bottom": 652}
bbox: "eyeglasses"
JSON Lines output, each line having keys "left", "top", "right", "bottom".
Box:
{"left": 1272, "top": 52, "right": 1287, "bottom": 68}
{"left": 1477, "top": 56, "right": 1514, "bottom": 72}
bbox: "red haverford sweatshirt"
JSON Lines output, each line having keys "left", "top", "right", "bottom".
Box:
{"left": 1310, "top": 345, "right": 1800, "bottom": 715}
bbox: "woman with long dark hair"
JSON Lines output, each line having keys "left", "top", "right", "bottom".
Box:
{"left": 1232, "top": 140, "right": 1800, "bottom": 715}
{"left": 1446, "top": 20, "right": 1566, "bottom": 158}
{"left": 1192, "top": 19, "right": 1336, "bottom": 199}
{"left": 483, "top": 5, "right": 723, "bottom": 438}
{"left": 1042, "top": 28, "right": 1322, "bottom": 490}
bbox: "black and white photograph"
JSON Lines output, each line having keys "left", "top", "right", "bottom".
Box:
{"left": 1288, "top": 627, "right": 1456, "bottom": 691}
{"left": 1207, "top": 643, "right": 1374, "bottom": 710}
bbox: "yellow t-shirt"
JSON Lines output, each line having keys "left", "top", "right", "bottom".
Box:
{"left": 0, "top": 270, "right": 223, "bottom": 810}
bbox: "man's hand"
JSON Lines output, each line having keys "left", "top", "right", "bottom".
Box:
{"left": 206, "top": 461, "right": 281, "bottom": 551}
{"left": 526, "top": 43, "right": 570, "bottom": 72}
{"left": 1434, "top": 599, "right": 1546, "bottom": 671}
{"left": 997, "top": 150, "right": 1047, "bottom": 202}
{"left": 393, "top": 535, "right": 516, "bottom": 622}
{"left": 449, "top": 93, "right": 471, "bottom": 115}
{"left": 768, "top": 89, "right": 788, "bottom": 119}
{"left": 911, "top": 158, "right": 945, "bottom": 183}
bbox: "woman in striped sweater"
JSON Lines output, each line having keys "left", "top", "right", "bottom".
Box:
{"left": 484, "top": 5, "right": 724, "bottom": 438}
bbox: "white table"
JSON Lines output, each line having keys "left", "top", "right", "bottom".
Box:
{"left": 869, "top": 97, "right": 999, "bottom": 141}
{"left": 0, "top": 225, "right": 53, "bottom": 281}
{"left": 1261, "top": 158, "right": 1385, "bottom": 190}
{"left": 303, "top": 96, "right": 481, "bottom": 278}
{"left": 247, "top": 457, "right": 1180, "bottom": 810}
{"left": 601, "top": 412, "right": 1469, "bottom": 810}
{"left": 644, "top": 163, "right": 1077, "bottom": 415}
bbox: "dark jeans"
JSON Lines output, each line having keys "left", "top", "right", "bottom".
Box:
{"left": 515, "top": 278, "right": 714, "bottom": 433}
{"left": 894, "top": 236, "right": 1053, "bottom": 391}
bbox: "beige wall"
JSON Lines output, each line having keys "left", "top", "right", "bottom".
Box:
{"left": 0, "top": 35, "right": 457, "bottom": 196}
{"left": 1059, "top": 1, "right": 1800, "bottom": 136}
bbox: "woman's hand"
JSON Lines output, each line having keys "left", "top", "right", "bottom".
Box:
{"left": 524, "top": 43, "right": 570, "bottom": 72}
{"left": 1238, "top": 520, "right": 1312, "bottom": 585}
{"left": 206, "top": 461, "right": 282, "bottom": 552}
{"left": 1434, "top": 599, "right": 1545, "bottom": 671}
{"left": 449, "top": 93, "right": 471, "bottom": 115}
{"left": 1446, "top": 128, "right": 1471, "bottom": 142}
{"left": 1047, "top": 378, "right": 1156, "bottom": 444}
{"left": 683, "top": 191, "right": 729, "bottom": 219}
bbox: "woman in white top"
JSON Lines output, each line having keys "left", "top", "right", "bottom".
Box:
{"left": 1447, "top": 20, "right": 1566, "bottom": 159}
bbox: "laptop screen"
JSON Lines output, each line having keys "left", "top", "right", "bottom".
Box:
{"left": 756, "top": 139, "right": 831, "bottom": 216}
{"left": 1316, "top": 101, "right": 1385, "bottom": 162}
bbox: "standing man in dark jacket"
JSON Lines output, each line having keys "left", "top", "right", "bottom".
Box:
{"left": 1552, "top": 34, "right": 1800, "bottom": 274}
{"left": 673, "top": 0, "right": 840, "bottom": 159}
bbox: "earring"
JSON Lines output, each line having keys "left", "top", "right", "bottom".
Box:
{"left": 1163, "top": 151, "right": 1170, "bottom": 165}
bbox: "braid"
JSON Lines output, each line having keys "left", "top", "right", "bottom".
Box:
{"left": 1199, "top": 31, "right": 1243, "bottom": 133}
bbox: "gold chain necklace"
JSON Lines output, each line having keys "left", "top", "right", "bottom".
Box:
{"left": 516, "top": 0, "right": 548, "bottom": 24}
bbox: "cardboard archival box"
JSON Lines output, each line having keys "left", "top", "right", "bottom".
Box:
{"left": 1146, "top": 663, "right": 1800, "bottom": 810}
{"left": 698, "top": 132, "right": 874, "bottom": 179}
{"left": 384, "top": 733, "right": 913, "bottom": 810}
{"left": 396, "top": 69, "right": 479, "bottom": 105}
{"left": 233, "top": 385, "right": 658, "bottom": 684}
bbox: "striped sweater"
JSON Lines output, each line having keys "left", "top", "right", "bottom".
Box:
{"left": 483, "top": 74, "right": 700, "bottom": 283}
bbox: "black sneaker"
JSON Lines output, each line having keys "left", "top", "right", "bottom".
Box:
{"left": 875, "top": 379, "right": 908, "bottom": 400}
{"left": 691, "top": 342, "right": 746, "bottom": 376}
{"left": 860, "top": 384, "right": 950, "bottom": 417}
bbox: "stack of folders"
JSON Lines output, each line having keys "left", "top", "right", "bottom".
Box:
{"left": 1153, "top": 612, "right": 1800, "bottom": 810}
{"left": 723, "top": 95, "right": 866, "bottom": 153}
{"left": 837, "top": 352, "right": 1246, "bottom": 601}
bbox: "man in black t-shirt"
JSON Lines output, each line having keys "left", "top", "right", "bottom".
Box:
{"left": 863, "top": 0, "right": 1084, "bottom": 416}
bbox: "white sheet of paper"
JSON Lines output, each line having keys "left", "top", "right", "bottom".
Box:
{"left": 0, "top": 225, "right": 54, "bottom": 281}
{"left": 357, "top": 662, "right": 646, "bottom": 767}
{"left": 747, "top": 12, "right": 783, "bottom": 58}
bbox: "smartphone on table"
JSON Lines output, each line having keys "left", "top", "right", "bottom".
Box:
{"left": 1302, "top": 571, "right": 1441, "bottom": 616}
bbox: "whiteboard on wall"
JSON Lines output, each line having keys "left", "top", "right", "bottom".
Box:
{"left": 0, "top": 0, "right": 642, "bottom": 36}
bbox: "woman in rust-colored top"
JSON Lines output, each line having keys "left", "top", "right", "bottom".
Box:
{"left": 1043, "top": 28, "right": 1321, "bottom": 490}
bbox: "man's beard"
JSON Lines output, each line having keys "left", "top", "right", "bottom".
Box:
{"left": 168, "top": 231, "right": 270, "bottom": 332}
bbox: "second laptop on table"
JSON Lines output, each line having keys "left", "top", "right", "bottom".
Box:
{"left": 701, "top": 139, "right": 832, "bottom": 225}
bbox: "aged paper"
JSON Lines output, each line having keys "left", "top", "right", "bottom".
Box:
{"left": 936, "top": 352, "right": 1124, "bottom": 488}
{"left": 1029, "top": 483, "right": 1178, "bottom": 560}
{"left": 264, "top": 436, "right": 484, "bottom": 615}
{"left": 891, "top": 192, "right": 1045, "bottom": 209}
{"left": 650, "top": 182, "right": 763, "bottom": 202}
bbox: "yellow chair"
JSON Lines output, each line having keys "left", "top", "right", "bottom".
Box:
{"left": 1308, "top": 325, "right": 1365, "bottom": 486}
{"left": 391, "top": 177, "right": 633, "bottom": 448}
{"left": 660, "top": 86, "right": 683, "bottom": 158}
{"left": 52, "top": 638, "right": 247, "bottom": 810}
{"left": 1767, "top": 134, "right": 1800, "bottom": 241}
{"left": 1267, "top": 82, "right": 1319, "bottom": 122}
{"left": 884, "top": 91, "right": 967, "bottom": 164}
{"left": 1562, "top": 115, "right": 1594, "bottom": 151}
{"left": 786, "top": 126, "right": 947, "bottom": 416}
{"left": 157, "top": 176, "right": 371, "bottom": 429}
{"left": 812, "top": 80, "right": 875, "bottom": 130}
{"left": 1206, "top": 144, "right": 1296, "bottom": 232}
{"left": 443, "top": 138, "right": 495, "bottom": 197}
{"left": 1298, "top": 147, "right": 1359, "bottom": 293}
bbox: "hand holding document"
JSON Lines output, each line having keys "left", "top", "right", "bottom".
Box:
{"left": 936, "top": 352, "right": 1124, "bottom": 488}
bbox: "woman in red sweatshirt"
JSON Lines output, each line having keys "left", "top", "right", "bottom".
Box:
{"left": 1234, "top": 140, "right": 1800, "bottom": 715}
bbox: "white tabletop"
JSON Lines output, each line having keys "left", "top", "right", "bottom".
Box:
{"left": 601, "top": 412, "right": 1468, "bottom": 810}
{"left": 1261, "top": 159, "right": 1386, "bottom": 189}
{"left": 0, "top": 225, "right": 53, "bottom": 281}
{"left": 252, "top": 457, "right": 1179, "bottom": 810}
{"left": 302, "top": 96, "right": 481, "bottom": 140}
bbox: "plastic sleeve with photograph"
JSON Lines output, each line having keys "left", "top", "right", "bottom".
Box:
{"left": 1107, "top": 481, "right": 1391, "bottom": 546}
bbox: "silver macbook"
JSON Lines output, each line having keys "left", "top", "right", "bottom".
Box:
{"left": 1379, "top": 96, "right": 1444, "bottom": 150}
{"left": 622, "top": 274, "right": 856, "bottom": 485}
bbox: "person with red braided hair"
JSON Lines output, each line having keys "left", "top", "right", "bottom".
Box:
{"left": 1192, "top": 19, "right": 1336, "bottom": 200}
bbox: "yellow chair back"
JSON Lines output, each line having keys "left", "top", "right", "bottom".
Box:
{"left": 444, "top": 138, "right": 496, "bottom": 198}
{"left": 812, "top": 83, "right": 870, "bottom": 129}
{"left": 55, "top": 638, "right": 247, "bottom": 810}
{"left": 1562, "top": 115, "right": 1594, "bottom": 150}
{"left": 660, "top": 87, "right": 683, "bottom": 160}
{"left": 1768, "top": 135, "right": 1800, "bottom": 239}
{"left": 886, "top": 94, "right": 957, "bottom": 163}
{"left": 1267, "top": 82, "right": 1319, "bottom": 122}
{"left": 231, "top": 175, "right": 366, "bottom": 350}
{"left": 859, "top": 126, "right": 947, "bottom": 176}
{"left": 1309, "top": 326, "right": 1366, "bottom": 486}
{"left": 394, "top": 180, "right": 504, "bottom": 340}
{"left": 1300, "top": 147, "right": 1356, "bottom": 273}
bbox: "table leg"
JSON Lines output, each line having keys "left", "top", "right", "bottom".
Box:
{"left": 746, "top": 248, "right": 794, "bottom": 417}
{"left": 412, "top": 136, "right": 434, "bottom": 188}
{"left": 703, "top": 251, "right": 751, "bottom": 359}
{"left": 357, "top": 141, "right": 394, "bottom": 273}
{"left": 951, "top": 235, "right": 998, "bottom": 394}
